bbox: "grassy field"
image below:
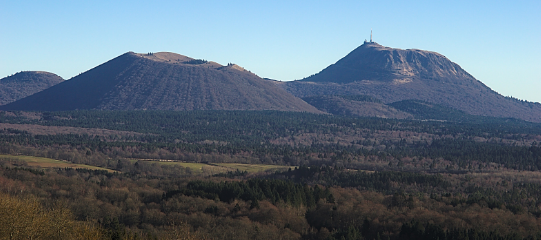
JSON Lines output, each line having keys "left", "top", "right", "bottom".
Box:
{"left": 0, "top": 155, "right": 115, "bottom": 172}
{"left": 159, "top": 161, "right": 231, "bottom": 174}
{"left": 213, "top": 163, "right": 293, "bottom": 173}
{"left": 130, "top": 159, "right": 294, "bottom": 174}
{"left": 0, "top": 155, "right": 292, "bottom": 175}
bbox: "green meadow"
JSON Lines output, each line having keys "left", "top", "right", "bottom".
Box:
{"left": 130, "top": 160, "right": 293, "bottom": 174}
{"left": 0, "top": 154, "right": 115, "bottom": 172}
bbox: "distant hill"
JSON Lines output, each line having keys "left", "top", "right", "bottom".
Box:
{"left": 0, "top": 71, "right": 63, "bottom": 105}
{"left": 302, "top": 95, "right": 412, "bottom": 119}
{"left": 301, "top": 95, "right": 514, "bottom": 122}
{"left": 1, "top": 52, "right": 320, "bottom": 113}
{"left": 279, "top": 42, "right": 541, "bottom": 122}
{"left": 388, "top": 99, "right": 488, "bottom": 122}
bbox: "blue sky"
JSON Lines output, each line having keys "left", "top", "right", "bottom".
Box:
{"left": 2, "top": 1, "right": 540, "bottom": 102}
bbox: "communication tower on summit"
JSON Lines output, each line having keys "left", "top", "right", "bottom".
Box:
{"left": 364, "top": 29, "right": 374, "bottom": 44}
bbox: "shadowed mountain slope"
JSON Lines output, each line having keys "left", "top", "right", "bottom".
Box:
{"left": 1, "top": 52, "right": 320, "bottom": 113}
{"left": 0, "top": 71, "right": 63, "bottom": 105}
{"left": 280, "top": 42, "right": 541, "bottom": 122}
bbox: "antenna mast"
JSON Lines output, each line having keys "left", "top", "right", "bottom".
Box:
{"left": 370, "top": 29, "right": 373, "bottom": 43}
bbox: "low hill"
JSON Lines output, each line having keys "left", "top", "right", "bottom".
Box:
{"left": 389, "top": 99, "right": 477, "bottom": 122}
{"left": 1, "top": 52, "right": 320, "bottom": 113}
{"left": 0, "top": 71, "right": 63, "bottom": 105}
{"left": 302, "top": 95, "right": 412, "bottom": 119}
{"left": 280, "top": 42, "right": 541, "bottom": 122}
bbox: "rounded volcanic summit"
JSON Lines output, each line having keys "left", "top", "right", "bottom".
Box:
{"left": 0, "top": 71, "right": 63, "bottom": 105}
{"left": 281, "top": 42, "right": 541, "bottom": 122}
{"left": 1, "top": 52, "right": 320, "bottom": 113}
{"left": 302, "top": 41, "right": 474, "bottom": 84}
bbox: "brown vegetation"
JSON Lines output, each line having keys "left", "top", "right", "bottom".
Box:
{"left": 0, "top": 123, "right": 143, "bottom": 138}
{"left": 2, "top": 164, "right": 541, "bottom": 239}
{"left": 0, "top": 192, "right": 102, "bottom": 239}
{"left": 0, "top": 109, "right": 540, "bottom": 239}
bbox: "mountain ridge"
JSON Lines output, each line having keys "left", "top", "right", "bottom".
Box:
{"left": 1, "top": 52, "right": 321, "bottom": 113}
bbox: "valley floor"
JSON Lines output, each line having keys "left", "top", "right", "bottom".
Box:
{"left": 1, "top": 110, "right": 541, "bottom": 239}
